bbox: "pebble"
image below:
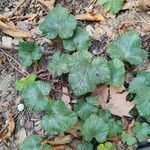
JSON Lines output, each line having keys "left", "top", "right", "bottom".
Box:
{"left": 2, "top": 36, "right": 12, "bottom": 48}
{"left": 17, "top": 103, "right": 24, "bottom": 112}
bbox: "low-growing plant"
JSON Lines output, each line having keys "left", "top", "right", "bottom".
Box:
{"left": 15, "top": 5, "right": 150, "bottom": 150}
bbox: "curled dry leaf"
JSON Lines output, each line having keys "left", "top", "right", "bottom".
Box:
{"left": 0, "top": 113, "right": 15, "bottom": 141}
{"left": 52, "top": 145, "right": 65, "bottom": 150}
{"left": 93, "top": 85, "right": 135, "bottom": 117}
{"left": 61, "top": 87, "right": 71, "bottom": 109}
{"left": 43, "top": 134, "right": 73, "bottom": 145}
{"left": 38, "top": 0, "right": 55, "bottom": 11}
{"left": 66, "top": 121, "right": 81, "bottom": 137}
{"left": 137, "top": 0, "right": 150, "bottom": 11}
{"left": 0, "top": 15, "right": 32, "bottom": 38}
{"left": 142, "top": 23, "right": 150, "bottom": 32}
{"left": 76, "top": 12, "right": 105, "bottom": 21}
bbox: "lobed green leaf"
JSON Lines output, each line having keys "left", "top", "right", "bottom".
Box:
{"left": 108, "top": 58, "right": 125, "bottom": 86}
{"left": 20, "top": 135, "right": 52, "bottom": 150}
{"left": 81, "top": 114, "right": 109, "bottom": 142}
{"left": 22, "top": 81, "right": 51, "bottom": 111}
{"left": 42, "top": 100, "right": 77, "bottom": 135}
{"left": 18, "top": 41, "right": 42, "bottom": 67}
{"left": 63, "top": 27, "right": 91, "bottom": 52}
{"left": 40, "top": 5, "right": 77, "bottom": 39}
{"left": 69, "top": 51, "right": 110, "bottom": 96}
{"left": 98, "top": 0, "right": 124, "bottom": 14}
{"left": 108, "top": 31, "right": 147, "bottom": 65}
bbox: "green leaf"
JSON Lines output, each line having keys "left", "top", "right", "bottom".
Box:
{"left": 107, "top": 119, "right": 123, "bottom": 137}
{"left": 134, "top": 89, "right": 150, "bottom": 117}
{"left": 74, "top": 96, "right": 99, "bottom": 120}
{"left": 107, "top": 31, "right": 147, "bottom": 65}
{"left": 108, "top": 59, "right": 125, "bottom": 86}
{"left": 97, "top": 142, "right": 116, "bottom": 150}
{"left": 15, "top": 74, "right": 37, "bottom": 92}
{"left": 77, "top": 143, "right": 93, "bottom": 150}
{"left": 132, "top": 122, "right": 150, "bottom": 142}
{"left": 121, "top": 132, "right": 137, "bottom": 146}
{"left": 81, "top": 114, "right": 109, "bottom": 142}
{"left": 98, "top": 109, "right": 112, "bottom": 122}
{"left": 39, "top": 5, "right": 77, "bottom": 39}
{"left": 129, "top": 72, "right": 150, "bottom": 117}
{"left": 22, "top": 81, "right": 51, "bottom": 111}
{"left": 48, "top": 52, "right": 70, "bottom": 76}
{"left": 69, "top": 51, "right": 110, "bottom": 96}
{"left": 42, "top": 100, "right": 77, "bottom": 135}
{"left": 129, "top": 72, "right": 150, "bottom": 94}
{"left": 98, "top": 0, "right": 124, "bottom": 14}
{"left": 20, "top": 135, "right": 52, "bottom": 150}
{"left": 18, "top": 41, "right": 42, "bottom": 67}
{"left": 63, "top": 27, "right": 91, "bottom": 52}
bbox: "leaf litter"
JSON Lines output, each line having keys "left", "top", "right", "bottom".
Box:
{"left": 93, "top": 85, "right": 135, "bottom": 117}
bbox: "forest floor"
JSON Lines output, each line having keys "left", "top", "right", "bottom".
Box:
{"left": 0, "top": 0, "right": 150, "bottom": 150}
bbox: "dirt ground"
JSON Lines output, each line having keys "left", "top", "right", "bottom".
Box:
{"left": 0, "top": 0, "right": 150, "bottom": 150}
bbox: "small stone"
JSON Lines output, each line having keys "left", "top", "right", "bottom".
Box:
{"left": 17, "top": 103, "right": 24, "bottom": 111}
{"left": 2, "top": 36, "right": 12, "bottom": 48}
{"left": 12, "top": 38, "right": 19, "bottom": 46}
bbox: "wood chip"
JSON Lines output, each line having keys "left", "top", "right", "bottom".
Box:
{"left": 76, "top": 12, "right": 105, "bottom": 21}
{"left": 0, "top": 113, "right": 15, "bottom": 141}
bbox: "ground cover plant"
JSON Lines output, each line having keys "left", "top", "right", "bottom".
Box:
{"left": 14, "top": 5, "right": 150, "bottom": 150}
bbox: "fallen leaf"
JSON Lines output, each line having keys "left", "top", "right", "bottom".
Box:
{"left": 76, "top": 12, "right": 105, "bottom": 21}
{"left": 38, "top": 0, "right": 55, "bottom": 11}
{"left": 108, "top": 135, "right": 121, "bottom": 142}
{"left": 93, "top": 85, "right": 135, "bottom": 117}
{"left": 43, "top": 134, "right": 73, "bottom": 145}
{"left": 66, "top": 121, "right": 81, "bottom": 137}
{"left": 52, "top": 145, "right": 65, "bottom": 150}
{"left": 61, "top": 87, "right": 71, "bottom": 109}
{"left": 0, "top": 15, "right": 32, "bottom": 38}
{"left": 0, "top": 54, "right": 6, "bottom": 66}
{"left": 127, "top": 119, "right": 135, "bottom": 134}
{"left": 17, "top": 128, "right": 27, "bottom": 144}
{"left": 137, "top": 0, "right": 150, "bottom": 11}
{"left": 142, "top": 23, "right": 150, "bottom": 32}
{"left": 0, "top": 113, "right": 15, "bottom": 141}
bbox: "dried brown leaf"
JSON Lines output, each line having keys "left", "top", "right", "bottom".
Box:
{"left": 0, "top": 113, "right": 15, "bottom": 141}
{"left": 61, "top": 87, "right": 71, "bottom": 109}
{"left": 76, "top": 12, "right": 105, "bottom": 21}
{"left": 137, "top": 0, "right": 150, "bottom": 11}
{"left": 52, "top": 145, "right": 65, "bottom": 150}
{"left": 38, "top": 0, "right": 55, "bottom": 11}
{"left": 43, "top": 134, "right": 73, "bottom": 145}
{"left": 93, "top": 85, "right": 135, "bottom": 117}
{"left": 142, "top": 23, "right": 150, "bottom": 32}
{"left": 0, "top": 15, "right": 32, "bottom": 38}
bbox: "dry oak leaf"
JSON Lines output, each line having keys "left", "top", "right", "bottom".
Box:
{"left": 43, "top": 134, "right": 73, "bottom": 145}
{"left": 0, "top": 113, "right": 15, "bottom": 141}
{"left": 93, "top": 85, "right": 135, "bottom": 117}
{"left": 0, "top": 15, "right": 32, "bottom": 38}
{"left": 38, "top": 0, "right": 55, "bottom": 11}
{"left": 76, "top": 12, "right": 105, "bottom": 21}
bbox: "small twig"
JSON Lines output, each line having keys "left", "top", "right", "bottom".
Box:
{"left": 0, "top": 48, "right": 29, "bottom": 76}
{"left": 127, "top": 2, "right": 150, "bottom": 25}
{"left": 7, "top": 58, "right": 27, "bottom": 76}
